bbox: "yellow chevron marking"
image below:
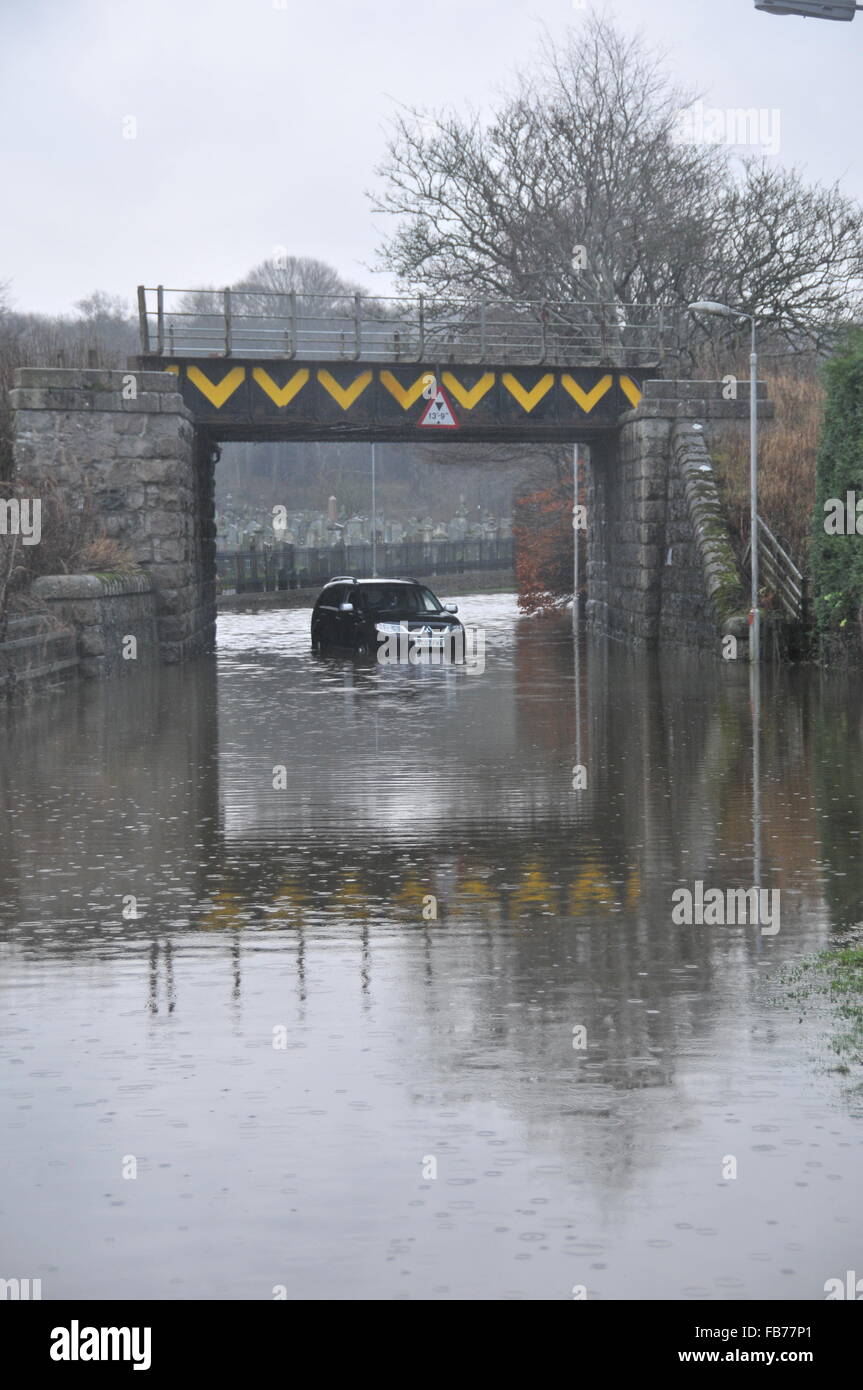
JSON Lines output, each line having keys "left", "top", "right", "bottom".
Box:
{"left": 164, "top": 364, "right": 180, "bottom": 375}
{"left": 379, "top": 371, "right": 429, "bottom": 410}
{"left": 252, "top": 367, "right": 310, "bottom": 407}
{"left": 442, "top": 371, "right": 495, "bottom": 409}
{"left": 561, "top": 373, "right": 613, "bottom": 412}
{"left": 317, "top": 368, "right": 373, "bottom": 410}
{"left": 185, "top": 365, "right": 245, "bottom": 408}
{"left": 620, "top": 375, "right": 642, "bottom": 407}
{"left": 502, "top": 372, "right": 554, "bottom": 412}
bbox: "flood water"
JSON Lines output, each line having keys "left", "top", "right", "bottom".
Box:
{"left": 1, "top": 594, "right": 861, "bottom": 1301}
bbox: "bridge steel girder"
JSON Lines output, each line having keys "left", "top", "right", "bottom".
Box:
{"left": 133, "top": 358, "right": 648, "bottom": 443}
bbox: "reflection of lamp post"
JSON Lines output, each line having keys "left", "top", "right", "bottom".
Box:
{"left": 688, "top": 300, "right": 760, "bottom": 665}
{"left": 751, "top": 657, "right": 762, "bottom": 939}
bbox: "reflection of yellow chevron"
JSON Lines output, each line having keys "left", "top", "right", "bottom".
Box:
{"left": 561, "top": 373, "right": 613, "bottom": 412}
{"left": 442, "top": 371, "right": 495, "bottom": 409}
{"left": 379, "top": 371, "right": 429, "bottom": 410}
{"left": 252, "top": 367, "right": 309, "bottom": 406}
{"left": 317, "top": 368, "right": 372, "bottom": 410}
{"left": 620, "top": 375, "right": 642, "bottom": 407}
{"left": 186, "top": 365, "right": 245, "bottom": 407}
{"left": 164, "top": 364, "right": 179, "bottom": 375}
{"left": 568, "top": 861, "right": 616, "bottom": 916}
{"left": 502, "top": 372, "right": 554, "bottom": 412}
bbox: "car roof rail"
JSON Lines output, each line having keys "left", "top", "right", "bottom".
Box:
{"left": 328, "top": 575, "right": 356, "bottom": 584}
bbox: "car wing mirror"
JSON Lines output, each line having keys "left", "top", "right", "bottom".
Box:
{"left": 444, "top": 603, "right": 458, "bottom": 613}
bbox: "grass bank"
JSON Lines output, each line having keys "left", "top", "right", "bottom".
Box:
{"left": 778, "top": 932, "right": 863, "bottom": 1087}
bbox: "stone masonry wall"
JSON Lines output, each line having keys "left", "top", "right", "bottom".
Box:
{"left": 31, "top": 572, "right": 158, "bottom": 678}
{"left": 0, "top": 613, "right": 78, "bottom": 703}
{"left": 586, "top": 381, "right": 763, "bottom": 652}
{"left": 585, "top": 422, "right": 671, "bottom": 644}
{"left": 665, "top": 422, "right": 748, "bottom": 651}
{"left": 10, "top": 368, "right": 216, "bottom": 663}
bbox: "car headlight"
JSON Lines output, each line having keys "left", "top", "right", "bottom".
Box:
{"left": 375, "top": 622, "right": 404, "bottom": 635}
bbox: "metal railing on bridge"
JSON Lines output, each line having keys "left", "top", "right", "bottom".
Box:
{"left": 217, "top": 538, "right": 515, "bottom": 594}
{"left": 743, "top": 516, "right": 808, "bottom": 622}
{"left": 138, "top": 286, "right": 671, "bottom": 368}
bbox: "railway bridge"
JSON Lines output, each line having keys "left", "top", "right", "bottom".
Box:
{"left": 11, "top": 287, "right": 763, "bottom": 661}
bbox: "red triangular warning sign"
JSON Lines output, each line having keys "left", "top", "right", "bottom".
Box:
{"left": 417, "top": 383, "right": 460, "bottom": 429}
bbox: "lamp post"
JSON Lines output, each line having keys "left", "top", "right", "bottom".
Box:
{"left": 573, "top": 443, "right": 579, "bottom": 633}
{"left": 371, "top": 442, "right": 377, "bottom": 577}
{"left": 688, "top": 301, "right": 760, "bottom": 665}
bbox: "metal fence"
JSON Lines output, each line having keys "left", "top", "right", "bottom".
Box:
{"left": 217, "top": 538, "right": 515, "bottom": 594}
{"left": 138, "top": 286, "right": 670, "bottom": 368}
{"left": 743, "top": 517, "right": 808, "bottom": 623}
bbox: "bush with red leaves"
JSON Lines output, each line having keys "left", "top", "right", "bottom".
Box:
{"left": 513, "top": 483, "right": 579, "bottom": 615}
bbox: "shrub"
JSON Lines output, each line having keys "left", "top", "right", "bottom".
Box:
{"left": 711, "top": 368, "right": 823, "bottom": 578}
{"left": 810, "top": 327, "right": 863, "bottom": 657}
{"left": 0, "top": 477, "right": 137, "bottom": 625}
{"left": 514, "top": 483, "right": 574, "bottom": 614}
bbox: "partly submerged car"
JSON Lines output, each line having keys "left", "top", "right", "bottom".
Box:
{"left": 310, "top": 577, "right": 463, "bottom": 657}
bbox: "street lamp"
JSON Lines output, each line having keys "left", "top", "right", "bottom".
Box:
{"left": 370, "top": 442, "right": 377, "bottom": 576}
{"left": 688, "top": 300, "right": 760, "bottom": 664}
{"left": 755, "top": 1, "right": 858, "bottom": 18}
{"left": 573, "top": 443, "right": 579, "bottom": 633}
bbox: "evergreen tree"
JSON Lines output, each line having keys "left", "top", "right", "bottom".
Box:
{"left": 811, "top": 327, "right": 863, "bottom": 656}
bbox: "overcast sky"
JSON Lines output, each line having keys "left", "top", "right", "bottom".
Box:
{"left": 1, "top": 0, "right": 861, "bottom": 317}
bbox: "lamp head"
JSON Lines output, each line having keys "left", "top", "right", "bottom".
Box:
{"left": 754, "top": 1, "right": 856, "bottom": 19}
{"left": 688, "top": 300, "right": 736, "bottom": 317}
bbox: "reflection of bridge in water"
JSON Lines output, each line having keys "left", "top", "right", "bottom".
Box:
{"left": 2, "top": 623, "right": 827, "bottom": 1019}
{"left": 0, "top": 616, "right": 851, "bottom": 1201}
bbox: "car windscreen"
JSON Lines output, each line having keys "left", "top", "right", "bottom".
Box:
{"left": 361, "top": 585, "right": 441, "bottom": 613}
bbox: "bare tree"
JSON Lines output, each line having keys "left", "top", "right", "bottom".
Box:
{"left": 175, "top": 254, "right": 396, "bottom": 355}
{"left": 417, "top": 440, "right": 569, "bottom": 492}
{"left": 236, "top": 254, "right": 368, "bottom": 309}
{"left": 176, "top": 255, "right": 370, "bottom": 317}
{"left": 372, "top": 14, "right": 863, "bottom": 365}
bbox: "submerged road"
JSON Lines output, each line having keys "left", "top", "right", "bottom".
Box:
{"left": 1, "top": 595, "right": 860, "bottom": 1299}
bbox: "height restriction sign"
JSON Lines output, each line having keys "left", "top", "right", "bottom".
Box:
{"left": 417, "top": 383, "right": 460, "bottom": 429}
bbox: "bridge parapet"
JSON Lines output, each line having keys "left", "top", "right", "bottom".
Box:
{"left": 131, "top": 357, "right": 649, "bottom": 442}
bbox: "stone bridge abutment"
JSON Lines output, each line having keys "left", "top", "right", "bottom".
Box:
{"left": 586, "top": 379, "right": 768, "bottom": 653}
{"left": 11, "top": 368, "right": 217, "bottom": 663}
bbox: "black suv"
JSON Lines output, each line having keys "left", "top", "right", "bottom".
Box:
{"left": 311, "top": 577, "right": 463, "bottom": 655}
